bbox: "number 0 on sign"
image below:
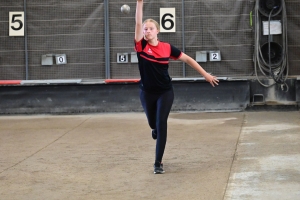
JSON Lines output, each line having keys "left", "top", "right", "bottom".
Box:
{"left": 55, "top": 54, "right": 67, "bottom": 65}
{"left": 9, "top": 12, "right": 25, "bottom": 36}
{"left": 160, "top": 8, "right": 176, "bottom": 32}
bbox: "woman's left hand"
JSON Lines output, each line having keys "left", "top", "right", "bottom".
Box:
{"left": 204, "top": 73, "right": 219, "bottom": 87}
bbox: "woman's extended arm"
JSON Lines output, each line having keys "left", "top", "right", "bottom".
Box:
{"left": 135, "top": 0, "right": 144, "bottom": 42}
{"left": 178, "top": 53, "right": 219, "bottom": 87}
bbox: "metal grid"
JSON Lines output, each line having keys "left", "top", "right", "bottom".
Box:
{"left": 26, "top": 0, "right": 105, "bottom": 80}
{"left": 0, "top": 0, "right": 26, "bottom": 79}
{"left": 109, "top": 0, "right": 184, "bottom": 78}
{"left": 0, "top": 0, "right": 300, "bottom": 80}
{"left": 183, "top": 0, "right": 254, "bottom": 77}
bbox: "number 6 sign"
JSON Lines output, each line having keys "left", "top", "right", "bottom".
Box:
{"left": 160, "top": 8, "right": 176, "bottom": 33}
{"left": 9, "top": 12, "right": 25, "bottom": 36}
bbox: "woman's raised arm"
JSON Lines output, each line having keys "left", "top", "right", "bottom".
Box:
{"left": 135, "top": 0, "right": 144, "bottom": 42}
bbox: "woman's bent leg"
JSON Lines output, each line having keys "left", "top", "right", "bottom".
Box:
{"left": 139, "top": 90, "right": 157, "bottom": 130}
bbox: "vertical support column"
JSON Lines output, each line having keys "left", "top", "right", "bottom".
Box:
{"left": 181, "top": 0, "right": 186, "bottom": 77}
{"left": 24, "top": 0, "right": 28, "bottom": 80}
{"left": 104, "top": 0, "right": 111, "bottom": 79}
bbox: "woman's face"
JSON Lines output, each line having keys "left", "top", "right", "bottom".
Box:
{"left": 143, "top": 21, "right": 159, "bottom": 40}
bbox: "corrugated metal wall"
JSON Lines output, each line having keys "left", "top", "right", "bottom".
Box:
{"left": 0, "top": 0, "right": 299, "bottom": 80}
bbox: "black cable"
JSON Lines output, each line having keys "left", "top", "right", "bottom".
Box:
{"left": 254, "top": 0, "right": 289, "bottom": 91}
{"left": 268, "top": 6, "right": 283, "bottom": 84}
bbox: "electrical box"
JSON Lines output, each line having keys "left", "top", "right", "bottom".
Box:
{"left": 41, "top": 54, "right": 54, "bottom": 65}
{"left": 131, "top": 52, "right": 138, "bottom": 63}
{"left": 263, "top": 20, "right": 282, "bottom": 35}
{"left": 196, "top": 51, "right": 207, "bottom": 62}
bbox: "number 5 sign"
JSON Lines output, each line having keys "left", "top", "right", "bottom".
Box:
{"left": 160, "top": 8, "right": 176, "bottom": 32}
{"left": 9, "top": 12, "right": 25, "bottom": 36}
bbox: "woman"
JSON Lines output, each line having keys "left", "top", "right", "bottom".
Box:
{"left": 134, "top": 0, "right": 219, "bottom": 174}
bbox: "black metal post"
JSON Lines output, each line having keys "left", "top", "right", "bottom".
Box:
{"left": 104, "top": 0, "right": 110, "bottom": 79}
{"left": 24, "top": 0, "right": 28, "bottom": 80}
{"left": 182, "top": 0, "right": 186, "bottom": 77}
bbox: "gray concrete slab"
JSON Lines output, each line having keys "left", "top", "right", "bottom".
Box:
{"left": 0, "top": 111, "right": 299, "bottom": 200}
{"left": 224, "top": 111, "right": 300, "bottom": 200}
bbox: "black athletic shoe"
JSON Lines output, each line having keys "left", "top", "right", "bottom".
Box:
{"left": 152, "top": 129, "right": 157, "bottom": 140}
{"left": 154, "top": 161, "right": 165, "bottom": 174}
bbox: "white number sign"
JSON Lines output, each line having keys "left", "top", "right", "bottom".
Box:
{"left": 117, "top": 53, "right": 128, "bottom": 63}
{"left": 211, "top": 53, "right": 219, "bottom": 60}
{"left": 209, "top": 51, "right": 221, "bottom": 62}
{"left": 160, "top": 8, "right": 176, "bottom": 33}
{"left": 9, "top": 12, "right": 24, "bottom": 36}
{"left": 55, "top": 54, "right": 67, "bottom": 65}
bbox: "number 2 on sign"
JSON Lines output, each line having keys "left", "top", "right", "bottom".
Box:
{"left": 211, "top": 53, "right": 219, "bottom": 60}
{"left": 9, "top": 12, "right": 25, "bottom": 36}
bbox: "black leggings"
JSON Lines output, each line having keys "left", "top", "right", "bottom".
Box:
{"left": 140, "top": 89, "right": 174, "bottom": 163}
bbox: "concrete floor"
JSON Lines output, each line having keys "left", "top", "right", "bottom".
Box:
{"left": 0, "top": 111, "right": 299, "bottom": 200}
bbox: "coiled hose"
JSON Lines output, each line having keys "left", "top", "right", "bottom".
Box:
{"left": 253, "top": 0, "right": 289, "bottom": 91}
